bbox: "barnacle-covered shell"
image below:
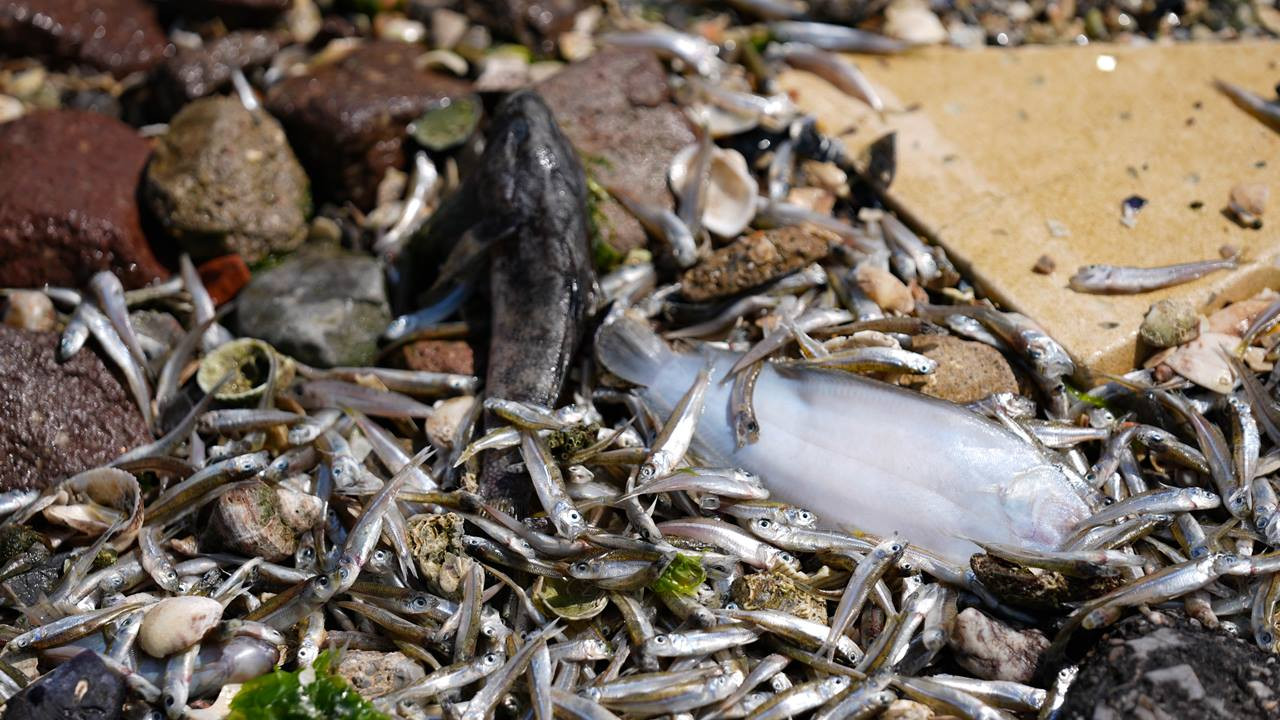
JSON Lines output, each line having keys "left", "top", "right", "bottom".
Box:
{"left": 669, "top": 144, "right": 758, "bottom": 239}
{"left": 197, "top": 337, "right": 295, "bottom": 404}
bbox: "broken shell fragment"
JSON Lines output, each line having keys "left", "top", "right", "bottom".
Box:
{"left": 1229, "top": 182, "right": 1268, "bottom": 228}
{"left": 139, "top": 596, "right": 224, "bottom": 658}
{"left": 669, "top": 144, "right": 759, "bottom": 239}
{"left": 197, "top": 338, "right": 295, "bottom": 404}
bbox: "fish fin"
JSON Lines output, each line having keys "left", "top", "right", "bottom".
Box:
{"left": 595, "top": 312, "right": 674, "bottom": 386}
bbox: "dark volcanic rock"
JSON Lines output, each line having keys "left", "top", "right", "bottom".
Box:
{"left": 1059, "top": 613, "right": 1280, "bottom": 719}
{"left": 0, "top": 110, "right": 168, "bottom": 290}
{"left": 0, "top": 326, "right": 151, "bottom": 490}
{"left": 145, "top": 97, "right": 310, "bottom": 263}
{"left": 538, "top": 49, "right": 695, "bottom": 258}
{"left": 155, "top": 31, "right": 281, "bottom": 117}
{"left": 2, "top": 644, "right": 124, "bottom": 720}
{"left": 236, "top": 245, "right": 391, "bottom": 368}
{"left": 462, "top": 0, "right": 584, "bottom": 57}
{"left": 266, "top": 41, "right": 473, "bottom": 211}
{"left": 0, "top": 0, "right": 167, "bottom": 78}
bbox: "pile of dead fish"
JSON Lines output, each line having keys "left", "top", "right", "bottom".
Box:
{"left": 5, "top": 10, "right": 1280, "bottom": 720}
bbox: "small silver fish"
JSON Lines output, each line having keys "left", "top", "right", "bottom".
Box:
{"left": 1068, "top": 256, "right": 1238, "bottom": 294}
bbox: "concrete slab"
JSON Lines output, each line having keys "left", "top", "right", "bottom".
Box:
{"left": 780, "top": 41, "right": 1280, "bottom": 375}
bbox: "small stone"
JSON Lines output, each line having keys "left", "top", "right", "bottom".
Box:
{"left": 0, "top": 327, "right": 151, "bottom": 491}
{"left": 205, "top": 481, "right": 320, "bottom": 562}
{"left": 155, "top": 31, "right": 281, "bottom": 116}
{"left": 881, "top": 699, "right": 934, "bottom": 720}
{"left": 538, "top": 49, "right": 694, "bottom": 258}
{"left": 426, "top": 396, "right": 477, "bottom": 451}
{"left": 1228, "top": 182, "right": 1268, "bottom": 229}
{"left": 0, "top": 95, "right": 23, "bottom": 124}
{"left": 198, "top": 255, "right": 253, "bottom": 307}
{"left": 395, "top": 339, "right": 475, "bottom": 375}
{"left": 884, "top": 0, "right": 948, "bottom": 45}
{"left": 2, "top": 290, "right": 54, "bottom": 331}
{"left": 855, "top": 264, "right": 915, "bottom": 314}
{"left": 680, "top": 227, "right": 833, "bottom": 302}
{"left": 0, "top": 110, "right": 168, "bottom": 289}
{"left": 948, "top": 607, "right": 1049, "bottom": 682}
{"left": 1, "top": 651, "right": 124, "bottom": 720}
{"left": 236, "top": 245, "right": 391, "bottom": 368}
{"left": 139, "top": 596, "right": 224, "bottom": 658}
{"left": 1032, "top": 254, "right": 1057, "bottom": 274}
{"left": 1140, "top": 299, "right": 1200, "bottom": 348}
{"left": 0, "top": 0, "right": 167, "bottom": 78}
{"left": 906, "top": 335, "right": 1018, "bottom": 404}
{"left": 266, "top": 41, "right": 474, "bottom": 210}
{"left": 462, "top": 0, "right": 584, "bottom": 56}
{"left": 731, "top": 572, "right": 827, "bottom": 624}
{"left": 146, "top": 97, "right": 311, "bottom": 264}
{"left": 333, "top": 651, "right": 425, "bottom": 700}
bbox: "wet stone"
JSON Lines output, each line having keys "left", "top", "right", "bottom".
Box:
{"left": 0, "top": 525, "right": 57, "bottom": 607}
{"left": 236, "top": 245, "right": 391, "bottom": 368}
{"left": 0, "top": 110, "right": 168, "bottom": 290}
{"left": 204, "top": 480, "right": 322, "bottom": 562}
{"left": 0, "top": 0, "right": 167, "bottom": 78}
{"left": 155, "top": 31, "right": 281, "bottom": 116}
{"left": 679, "top": 227, "right": 834, "bottom": 302}
{"left": 0, "top": 326, "right": 151, "bottom": 491}
{"left": 1058, "top": 613, "right": 1280, "bottom": 720}
{"left": 394, "top": 339, "right": 475, "bottom": 376}
{"left": 462, "top": 0, "right": 583, "bottom": 56}
{"left": 947, "top": 607, "right": 1049, "bottom": 683}
{"left": 1, "top": 650, "right": 123, "bottom": 720}
{"left": 904, "top": 335, "right": 1019, "bottom": 404}
{"left": 146, "top": 97, "right": 310, "bottom": 264}
{"left": 197, "top": 254, "right": 252, "bottom": 306}
{"left": 266, "top": 41, "right": 474, "bottom": 210}
{"left": 731, "top": 571, "right": 827, "bottom": 624}
{"left": 333, "top": 650, "right": 425, "bottom": 700}
{"left": 2, "top": 290, "right": 54, "bottom": 331}
{"left": 537, "top": 49, "right": 695, "bottom": 260}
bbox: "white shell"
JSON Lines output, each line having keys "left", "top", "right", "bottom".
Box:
{"left": 139, "top": 596, "right": 224, "bottom": 658}
{"left": 668, "top": 145, "right": 758, "bottom": 239}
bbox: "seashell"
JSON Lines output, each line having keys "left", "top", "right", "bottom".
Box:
{"left": 536, "top": 577, "right": 608, "bottom": 621}
{"left": 884, "top": 0, "right": 948, "bottom": 45}
{"left": 1229, "top": 182, "right": 1268, "bottom": 228}
{"left": 59, "top": 467, "right": 142, "bottom": 551}
{"left": 416, "top": 49, "right": 469, "bottom": 77}
{"left": 669, "top": 144, "right": 758, "bottom": 239}
{"left": 426, "top": 396, "right": 477, "bottom": 450}
{"left": 694, "top": 103, "right": 758, "bottom": 138}
{"left": 139, "top": 596, "right": 223, "bottom": 658}
{"left": 198, "top": 338, "right": 295, "bottom": 405}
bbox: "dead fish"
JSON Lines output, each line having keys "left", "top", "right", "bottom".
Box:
{"left": 769, "top": 43, "right": 883, "bottom": 113}
{"left": 1215, "top": 78, "right": 1280, "bottom": 133}
{"left": 1068, "top": 256, "right": 1238, "bottom": 294}
{"left": 769, "top": 21, "right": 909, "bottom": 54}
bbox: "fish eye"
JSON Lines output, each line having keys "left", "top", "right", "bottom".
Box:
{"left": 485, "top": 653, "right": 498, "bottom": 663}
{"left": 653, "top": 635, "right": 666, "bottom": 644}
{"left": 568, "top": 510, "right": 582, "bottom": 522}
{"left": 891, "top": 543, "right": 903, "bottom": 552}
{"left": 573, "top": 562, "right": 589, "bottom": 574}
{"left": 483, "top": 626, "right": 496, "bottom": 637}
{"left": 317, "top": 575, "right": 330, "bottom": 587}
{"left": 724, "top": 602, "right": 739, "bottom": 610}
{"left": 758, "top": 519, "right": 772, "bottom": 528}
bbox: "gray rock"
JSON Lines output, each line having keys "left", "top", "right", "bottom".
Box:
{"left": 236, "top": 246, "right": 390, "bottom": 368}
{"left": 2, "top": 650, "right": 124, "bottom": 720}
{"left": 145, "top": 96, "right": 311, "bottom": 264}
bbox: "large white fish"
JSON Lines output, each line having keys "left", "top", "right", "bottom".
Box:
{"left": 596, "top": 314, "right": 1091, "bottom": 564}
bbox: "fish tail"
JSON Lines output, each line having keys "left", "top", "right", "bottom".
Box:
{"left": 595, "top": 313, "right": 674, "bottom": 386}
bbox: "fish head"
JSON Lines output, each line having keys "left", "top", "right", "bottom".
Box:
{"left": 782, "top": 506, "right": 818, "bottom": 527}
{"left": 478, "top": 651, "right": 505, "bottom": 674}
{"left": 550, "top": 500, "right": 588, "bottom": 539}
{"left": 1068, "top": 265, "right": 1111, "bottom": 291}
{"left": 999, "top": 464, "right": 1091, "bottom": 551}
{"left": 824, "top": 675, "right": 852, "bottom": 694}
{"left": 566, "top": 558, "right": 596, "bottom": 580}
{"left": 328, "top": 457, "right": 362, "bottom": 490}
{"left": 296, "top": 642, "right": 318, "bottom": 665}
{"left": 749, "top": 517, "right": 789, "bottom": 543}
{"left": 1023, "top": 334, "right": 1075, "bottom": 380}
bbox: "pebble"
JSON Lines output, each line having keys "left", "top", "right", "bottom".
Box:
{"left": 145, "top": 96, "right": 311, "bottom": 264}
{"left": 333, "top": 650, "right": 425, "bottom": 700}
{"left": 881, "top": 699, "right": 935, "bottom": 720}
{"left": 0, "top": 651, "right": 124, "bottom": 720}
{"left": 0, "top": 110, "right": 168, "bottom": 289}
{"left": 396, "top": 339, "right": 475, "bottom": 376}
{"left": 236, "top": 245, "right": 391, "bottom": 368}
{"left": 0, "top": 95, "right": 22, "bottom": 124}
{"left": 426, "top": 396, "right": 477, "bottom": 451}
{"left": 1139, "top": 298, "right": 1200, "bottom": 348}
{"left": 1032, "top": 254, "right": 1057, "bottom": 274}
{"left": 0, "top": 0, "right": 167, "bottom": 78}
{"left": 855, "top": 264, "right": 915, "bottom": 314}
{"left": 205, "top": 481, "right": 323, "bottom": 562}
{"left": 905, "top": 335, "right": 1019, "bottom": 403}
{"left": 885, "top": 0, "right": 949, "bottom": 44}
{"left": 680, "top": 227, "right": 834, "bottom": 302}
{"left": 1229, "top": 182, "right": 1268, "bottom": 228}
{"left": 0, "top": 327, "right": 151, "bottom": 491}
{"left": 461, "top": 0, "right": 584, "bottom": 57}
{"left": 139, "top": 596, "right": 224, "bottom": 658}
{"left": 155, "top": 31, "right": 281, "bottom": 116}
{"left": 198, "top": 254, "right": 253, "bottom": 307}
{"left": 538, "top": 49, "right": 695, "bottom": 258}
{"left": 2, "top": 290, "right": 54, "bottom": 332}
{"left": 266, "top": 41, "right": 474, "bottom": 210}
{"left": 947, "top": 607, "right": 1049, "bottom": 683}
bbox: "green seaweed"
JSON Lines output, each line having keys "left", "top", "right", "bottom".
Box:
{"left": 650, "top": 553, "right": 706, "bottom": 596}
{"left": 585, "top": 176, "right": 623, "bottom": 272}
{"left": 228, "top": 652, "right": 388, "bottom": 720}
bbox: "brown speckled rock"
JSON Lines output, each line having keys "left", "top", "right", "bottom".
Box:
{"left": 395, "top": 339, "right": 475, "bottom": 375}
{"left": 679, "top": 227, "right": 833, "bottom": 302}
{"left": 538, "top": 49, "right": 694, "bottom": 259}
{"left": 0, "top": 326, "right": 151, "bottom": 490}
{"left": 155, "top": 31, "right": 281, "bottom": 117}
{"left": 731, "top": 572, "right": 827, "bottom": 624}
{"left": 266, "top": 41, "right": 474, "bottom": 211}
{"left": 905, "top": 335, "right": 1018, "bottom": 404}
{"left": 0, "top": 110, "right": 168, "bottom": 290}
{"left": 0, "top": 0, "right": 167, "bottom": 77}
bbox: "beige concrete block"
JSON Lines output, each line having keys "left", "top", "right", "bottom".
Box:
{"left": 781, "top": 41, "right": 1280, "bottom": 375}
